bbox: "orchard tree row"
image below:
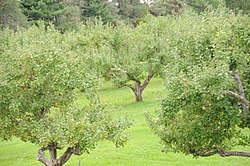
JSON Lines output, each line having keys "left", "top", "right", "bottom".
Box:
{"left": 0, "top": 0, "right": 250, "bottom": 31}
{"left": 0, "top": 8, "right": 250, "bottom": 166}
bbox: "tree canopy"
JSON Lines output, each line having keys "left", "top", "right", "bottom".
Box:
{"left": 0, "top": 25, "right": 131, "bottom": 166}
{"left": 147, "top": 9, "right": 250, "bottom": 157}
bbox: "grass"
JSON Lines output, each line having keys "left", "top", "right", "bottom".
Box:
{"left": 0, "top": 78, "right": 249, "bottom": 165}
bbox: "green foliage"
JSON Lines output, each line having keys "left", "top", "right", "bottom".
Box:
{"left": 225, "top": 0, "right": 250, "bottom": 14}
{"left": 151, "top": 0, "right": 185, "bottom": 16}
{"left": 184, "top": 0, "right": 223, "bottom": 12}
{"left": 58, "top": 5, "right": 81, "bottom": 32}
{"left": 86, "top": 17, "right": 168, "bottom": 86}
{"left": 147, "top": 10, "right": 250, "bottom": 157}
{"left": 0, "top": 24, "right": 130, "bottom": 164}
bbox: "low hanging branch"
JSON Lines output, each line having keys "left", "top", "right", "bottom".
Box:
{"left": 193, "top": 147, "right": 250, "bottom": 157}
{"left": 218, "top": 148, "right": 250, "bottom": 157}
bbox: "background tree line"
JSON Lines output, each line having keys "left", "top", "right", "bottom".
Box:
{"left": 1, "top": 0, "right": 249, "bottom": 31}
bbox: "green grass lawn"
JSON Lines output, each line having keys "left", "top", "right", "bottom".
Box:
{"left": 0, "top": 78, "right": 249, "bottom": 165}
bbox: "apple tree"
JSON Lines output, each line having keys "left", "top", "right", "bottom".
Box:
{"left": 147, "top": 10, "right": 250, "bottom": 157}
{"left": 78, "top": 18, "right": 170, "bottom": 102}
{"left": 0, "top": 25, "right": 130, "bottom": 166}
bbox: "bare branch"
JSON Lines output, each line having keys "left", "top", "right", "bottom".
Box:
{"left": 113, "top": 68, "right": 129, "bottom": 75}
{"left": 225, "top": 71, "right": 249, "bottom": 126}
{"left": 141, "top": 73, "right": 154, "bottom": 91}
{"left": 193, "top": 147, "right": 219, "bottom": 157}
{"left": 224, "top": 90, "right": 250, "bottom": 106}
{"left": 112, "top": 68, "right": 137, "bottom": 81}
{"left": 230, "top": 71, "right": 245, "bottom": 97}
{"left": 218, "top": 148, "right": 250, "bottom": 157}
{"left": 37, "top": 148, "right": 50, "bottom": 166}
{"left": 124, "top": 84, "right": 135, "bottom": 91}
{"left": 193, "top": 147, "right": 250, "bottom": 157}
{"left": 57, "top": 147, "right": 74, "bottom": 166}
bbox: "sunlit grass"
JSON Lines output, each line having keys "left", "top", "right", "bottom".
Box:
{"left": 0, "top": 78, "right": 249, "bottom": 165}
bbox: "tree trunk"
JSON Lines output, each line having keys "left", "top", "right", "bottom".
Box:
{"left": 130, "top": 73, "right": 154, "bottom": 102}
{"left": 49, "top": 144, "right": 58, "bottom": 166}
{"left": 37, "top": 145, "right": 78, "bottom": 166}
{"left": 225, "top": 71, "right": 249, "bottom": 126}
{"left": 134, "top": 80, "right": 143, "bottom": 102}
{"left": 113, "top": 68, "right": 154, "bottom": 102}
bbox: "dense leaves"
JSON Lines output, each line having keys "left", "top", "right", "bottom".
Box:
{"left": 0, "top": 25, "right": 130, "bottom": 165}
{"left": 147, "top": 10, "right": 250, "bottom": 157}
{"left": 0, "top": 3, "right": 249, "bottom": 165}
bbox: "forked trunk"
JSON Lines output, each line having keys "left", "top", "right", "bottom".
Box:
{"left": 37, "top": 145, "right": 79, "bottom": 166}
{"left": 112, "top": 68, "right": 154, "bottom": 102}
{"left": 130, "top": 73, "right": 154, "bottom": 102}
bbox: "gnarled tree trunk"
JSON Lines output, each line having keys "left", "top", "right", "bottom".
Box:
{"left": 37, "top": 144, "right": 80, "bottom": 166}
{"left": 191, "top": 147, "right": 250, "bottom": 157}
{"left": 111, "top": 68, "right": 154, "bottom": 102}
{"left": 130, "top": 73, "right": 154, "bottom": 102}
{"left": 133, "top": 80, "right": 143, "bottom": 102}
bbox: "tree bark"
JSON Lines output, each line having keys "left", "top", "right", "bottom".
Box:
{"left": 112, "top": 67, "right": 154, "bottom": 102}
{"left": 57, "top": 147, "right": 74, "bottom": 166}
{"left": 192, "top": 147, "right": 250, "bottom": 157}
{"left": 49, "top": 144, "right": 58, "bottom": 166}
{"left": 133, "top": 80, "right": 143, "bottom": 102}
{"left": 37, "top": 145, "right": 79, "bottom": 166}
{"left": 130, "top": 73, "right": 154, "bottom": 102}
{"left": 225, "top": 71, "right": 249, "bottom": 126}
{"left": 37, "top": 148, "right": 50, "bottom": 166}
{"left": 218, "top": 149, "right": 250, "bottom": 157}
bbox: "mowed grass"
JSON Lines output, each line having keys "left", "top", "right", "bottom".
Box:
{"left": 0, "top": 78, "right": 249, "bottom": 165}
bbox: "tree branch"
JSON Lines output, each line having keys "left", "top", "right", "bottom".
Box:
{"left": 141, "top": 73, "right": 154, "bottom": 91}
{"left": 218, "top": 148, "right": 250, "bottom": 157}
{"left": 112, "top": 68, "right": 137, "bottom": 81}
{"left": 124, "top": 84, "right": 135, "bottom": 91}
{"left": 226, "top": 71, "right": 249, "bottom": 126}
{"left": 57, "top": 148, "right": 73, "bottom": 166}
{"left": 230, "top": 71, "right": 245, "bottom": 97}
{"left": 193, "top": 147, "right": 250, "bottom": 157}
{"left": 224, "top": 90, "right": 250, "bottom": 106}
{"left": 58, "top": 146, "right": 80, "bottom": 166}
{"left": 193, "top": 147, "right": 218, "bottom": 157}
{"left": 37, "top": 148, "right": 50, "bottom": 166}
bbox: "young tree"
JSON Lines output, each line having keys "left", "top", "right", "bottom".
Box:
{"left": 0, "top": 25, "right": 130, "bottom": 166}
{"left": 147, "top": 10, "right": 250, "bottom": 157}
{"left": 79, "top": 18, "right": 168, "bottom": 102}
